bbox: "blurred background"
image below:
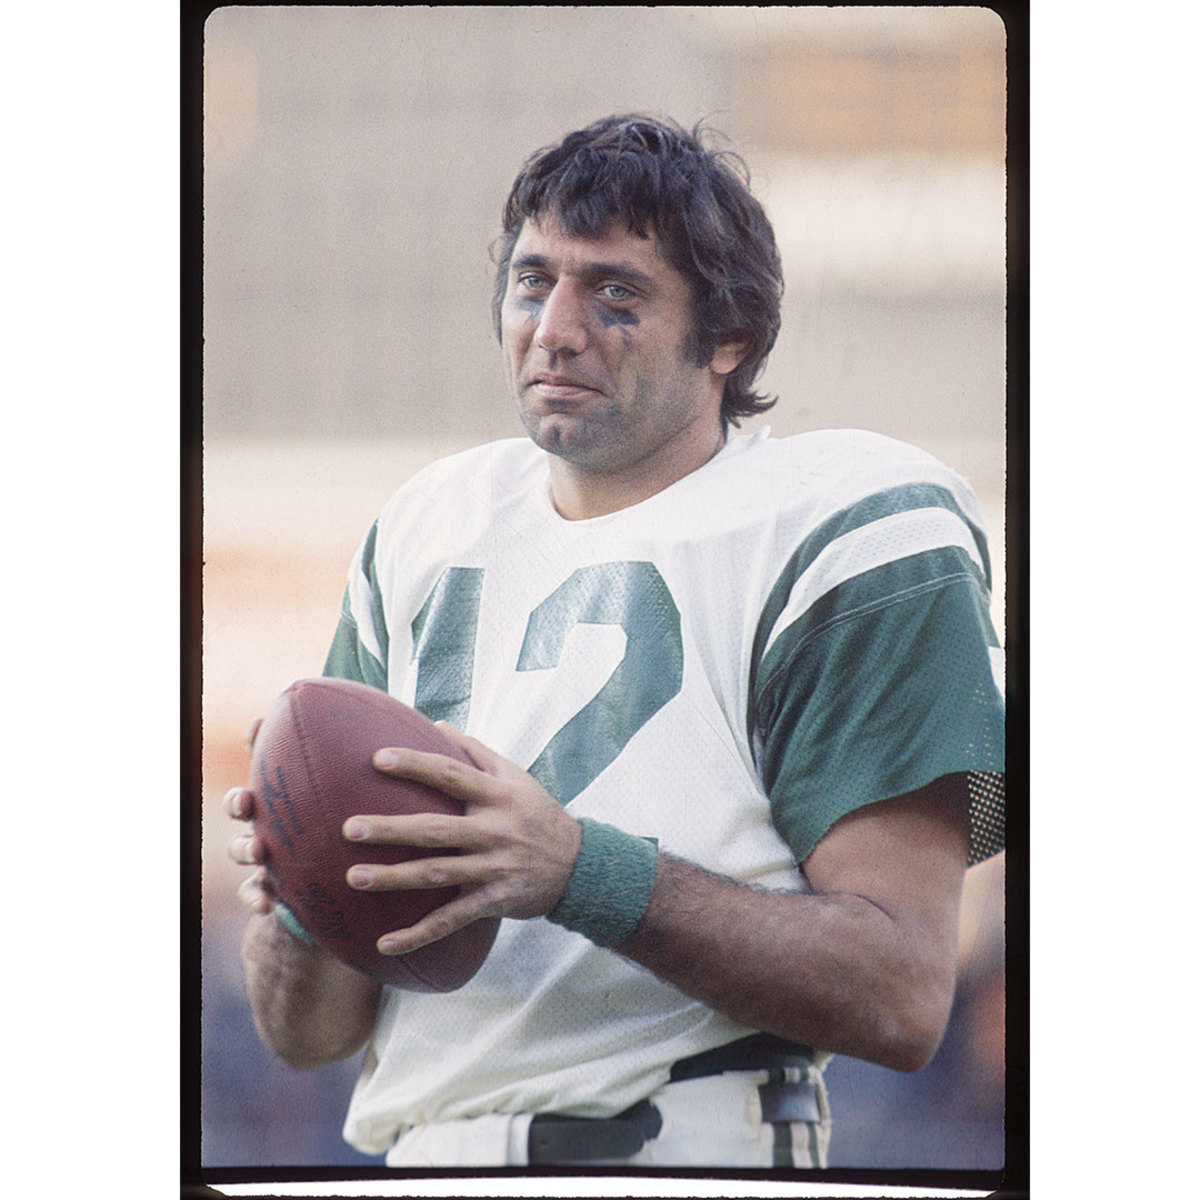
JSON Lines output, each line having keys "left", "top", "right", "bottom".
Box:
{"left": 200, "top": 5, "right": 1009, "bottom": 1172}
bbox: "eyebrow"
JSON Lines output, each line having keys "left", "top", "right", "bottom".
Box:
{"left": 510, "top": 253, "right": 657, "bottom": 291}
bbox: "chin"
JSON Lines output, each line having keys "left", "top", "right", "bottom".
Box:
{"left": 524, "top": 410, "right": 588, "bottom": 455}
{"left": 521, "top": 401, "right": 638, "bottom": 472}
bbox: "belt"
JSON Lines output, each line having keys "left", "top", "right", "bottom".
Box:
{"left": 528, "top": 1098, "right": 663, "bottom": 1164}
{"left": 669, "top": 1031, "right": 815, "bottom": 1082}
{"left": 527, "top": 1034, "right": 821, "bottom": 1164}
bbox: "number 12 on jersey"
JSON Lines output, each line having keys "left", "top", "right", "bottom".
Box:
{"left": 410, "top": 562, "right": 684, "bottom": 805}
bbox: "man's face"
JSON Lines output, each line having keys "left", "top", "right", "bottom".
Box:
{"left": 500, "top": 217, "right": 728, "bottom": 482}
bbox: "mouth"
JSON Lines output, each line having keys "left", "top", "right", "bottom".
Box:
{"left": 526, "top": 373, "right": 600, "bottom": 404}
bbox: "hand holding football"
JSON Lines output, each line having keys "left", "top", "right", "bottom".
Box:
{"left": 249, "top": 677, "right": 500, "bottom": 990}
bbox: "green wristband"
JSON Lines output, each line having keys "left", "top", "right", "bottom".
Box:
{"left": 274, "top": 902, "right": 317, "bottom": 947}
{"left": 547, "top": 818, "right": 659, "bottom": 948}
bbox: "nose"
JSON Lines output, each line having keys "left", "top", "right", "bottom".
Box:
{"left": 536, "top": 280, "right": 588, "bottom": 356}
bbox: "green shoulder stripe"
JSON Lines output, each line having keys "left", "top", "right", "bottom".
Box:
{"left": 748, "top": 485, "right": 990, "bottom": 745}
{"left": 755, "top": 544, "right": 992, "bottom": 703}
{"left": 752, "top": 484, "right": 990, "bottom": 677}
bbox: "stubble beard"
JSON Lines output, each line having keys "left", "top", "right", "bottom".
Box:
{"left": 519, "top": 394, "right": 633, "bottom": 473}
{"left": 514, "top": 344, "right": 717, "bottom": 479}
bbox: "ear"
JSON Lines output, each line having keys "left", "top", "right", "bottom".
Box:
{"left": 709, "top": 336, "right": 750, "bottom": 378}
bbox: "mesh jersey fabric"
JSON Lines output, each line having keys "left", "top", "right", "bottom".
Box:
{"left": 322, "top": 426, "right": 1005, "bottom": 1155}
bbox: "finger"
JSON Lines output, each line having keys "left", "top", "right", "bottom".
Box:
{"left": 236, "top": 869, "right": 275, "bottom": 913}
{"left": 223, "top": 786, "right": 256, "bottom": 821}
{"left": 245, "top": 718, "right": 263, "bottom": 754}
{"left": 371, "top": 746, "right": 502, "bottom": 805}
{"left": 433, "top": 722, "right": 508, "bottom": 775}
{"left": 376, "top": 893, "right": 498, "bottom": 956}
{"left": 346, "top": 851, "right": 476, "bottom": 893}
{"left": 342, "top": 811, "right": 484, "bottom": 852}
{"left": 228, "top": 831, "right": 265, "bottom": 866}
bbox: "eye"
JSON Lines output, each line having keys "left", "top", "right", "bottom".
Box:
{"left": 516, "top": 271, "right": 550, "bottom": 293}
{"left": 600, "top": 283, "right": 634, "bottom": 303}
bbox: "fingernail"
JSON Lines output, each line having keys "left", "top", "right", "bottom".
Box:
{"left": 374, "top": 749, "right": 400, "bottom": 770}
{"left": 345, "top": 819, "right": 369, "bottom": 840}
{"left": 348, "top": 867, "right": 372, "bottom": 888}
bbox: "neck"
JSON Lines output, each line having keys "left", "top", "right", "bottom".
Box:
{"left": 548, "top": 422, "right": 727, "bottom": 521}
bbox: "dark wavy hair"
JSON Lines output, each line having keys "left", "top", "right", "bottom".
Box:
{"left": 491, "top": 114, "right": 783, "bottom": 426}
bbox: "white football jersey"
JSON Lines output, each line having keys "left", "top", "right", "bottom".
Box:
{"left": 325, "top": 427, "right": 1005, "bottom": 1154}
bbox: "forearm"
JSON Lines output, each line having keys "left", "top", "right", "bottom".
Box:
{"left": 241, "top": 910, "right": 382, "bottom": 1070}
{"left": 616, "top": 855, "right": 958, "bottom": 1072}
{"left": 343, "top": 736, "right": 966, "bottom": 1072}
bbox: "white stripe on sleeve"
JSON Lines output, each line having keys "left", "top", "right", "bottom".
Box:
{"left": 762, "top": 507, "right": 986, "bottom": 663}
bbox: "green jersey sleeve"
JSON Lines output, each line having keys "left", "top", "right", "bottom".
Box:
{"left": 751, "top": 486, "right": 1005, "bottom": 867}
{"left": 323, "top": 520, "right": 389, "bottom": 690}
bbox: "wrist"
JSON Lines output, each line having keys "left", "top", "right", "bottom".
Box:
{"left": 547, "top": 818, "right": 658, "bottom": 947}
{"left": 273, "top": 901, "right": 318, "bottom": 947}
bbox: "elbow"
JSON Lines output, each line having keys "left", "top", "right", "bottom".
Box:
{"left": 862, "top": 969, "right": 956, "bottom": 1074}
{"left": 276, "top": 1043, "right": 351, "bottom": 1072}
{"left": 254, "top": 1013, "right": 372, "bottom": 1072}
{"left": 770, "top": 984, "right": 951, "bottom": 1074}
{"left": 873, "top": 1019, "right": 945, "bottom": 1074}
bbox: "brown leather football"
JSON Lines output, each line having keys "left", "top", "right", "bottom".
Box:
{"left": 249, "top": 677, "right": 500, "bottom": 990}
